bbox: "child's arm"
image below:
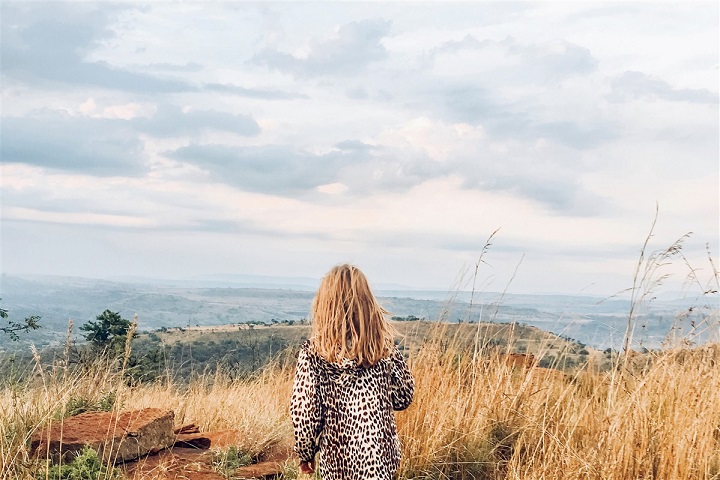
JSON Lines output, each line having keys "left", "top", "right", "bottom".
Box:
{"left": 290, "top": 345, "right": 324, "bottom": 463}
{"left": 389, "top": 346, "right": 414, "bottom": 411}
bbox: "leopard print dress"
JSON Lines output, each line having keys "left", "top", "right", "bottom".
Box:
{"left": 290, "top": 340, "right": 414, "bottom": 480}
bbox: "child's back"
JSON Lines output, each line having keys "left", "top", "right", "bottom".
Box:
{"left": 290, "top": 264, "right": 414, "bottom": 480}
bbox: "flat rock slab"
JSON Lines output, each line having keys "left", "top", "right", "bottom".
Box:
{"left": 175, "top": 423, "right": 200, "bottom": 434}
{"left": 32, "top": 408, "right": 174, "bottom": 464}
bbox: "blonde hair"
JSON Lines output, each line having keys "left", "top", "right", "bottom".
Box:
{"left": 310, "top": 264, "right": 394, "bottom": 367}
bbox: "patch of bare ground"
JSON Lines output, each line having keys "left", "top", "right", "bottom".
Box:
{"left": 124, "top": 444, "right": 292, "bottom": 480}
{"left": 124, "top": 427, "right": 293, "bottom": 480}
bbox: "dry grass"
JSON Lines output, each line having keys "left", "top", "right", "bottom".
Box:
{"left": 396, "top": 324, "right": 720, "bottom": 480}
{"left": 5, "top": 220, "right": 718, "bottom": 478}
{"left": 0, "top": 361, "right": 296, "bottom": 479}
{"left": 2, "top": 321, "right": 718, "bottom": 480}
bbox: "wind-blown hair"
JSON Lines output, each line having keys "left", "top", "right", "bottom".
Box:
{"left": 311, "top": 264, "right": 394, "bottom": 367}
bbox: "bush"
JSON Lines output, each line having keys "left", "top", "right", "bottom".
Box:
{"left": 58, "top": 391, "right": 118, "bottom": 419}
{"left": 212, "top": 446, "right": 253, "bottom": 478}
{"left": 35, "top": 446, "right": 121, "bottom": 480}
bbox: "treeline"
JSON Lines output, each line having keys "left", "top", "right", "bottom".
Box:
{"left": 133, "top": 328, "right": 302, "bottom": 381}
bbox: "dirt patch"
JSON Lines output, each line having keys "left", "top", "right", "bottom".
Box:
{"left": 122, "top": 431, "right": 293, "bottom": 480}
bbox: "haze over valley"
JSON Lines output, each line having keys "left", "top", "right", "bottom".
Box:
{"left": 2, "top": 273, "right": 714, "bottom": 352}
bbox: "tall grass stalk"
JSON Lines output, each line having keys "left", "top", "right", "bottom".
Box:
{"left": 395, "top": 324, "right": 719, "bottom": 479}
{"left": 621, "top": 205, "right": 691, "bottom": 358}
{"left": 2, "top": 325, "right": 718, "bottom": 479}
{"left": 2, "top": 222, "right": 718, "bottom": 479}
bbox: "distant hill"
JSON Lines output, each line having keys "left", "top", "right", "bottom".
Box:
{"left": 1, "top": 274, "right": 716, "bottom": 352}
{"left": 83, "top": 321, "right": 604, "bottom": 381}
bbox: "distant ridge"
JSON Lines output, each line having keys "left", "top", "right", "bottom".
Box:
{"left": 1, "top": 273, "right": 713, "bottom": 352}
{"left": 108, "top": 274, "right": 422, "bottom": 292}
{"left": 2, "top": 272, "right": 697, "bottom": 302}
{"left": 110, "top": 274, "right": 321, "bottom": 291}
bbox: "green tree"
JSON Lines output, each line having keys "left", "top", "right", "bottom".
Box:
{"left": 80, "top": 310, "right": 136, "bottom": 354}
{"left": 125, "top": 347, "right": 165, "bottom": 384}
{"left": 0, "top": 299, "right": 41, "bottom": 341}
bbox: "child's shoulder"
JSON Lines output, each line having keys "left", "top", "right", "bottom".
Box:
{"left": 299, "top": 338, "right": 315, "bottom": 354}
{"left": 300, "top": 338, "right": 323, "bottom": 361}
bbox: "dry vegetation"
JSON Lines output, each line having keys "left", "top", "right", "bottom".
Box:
{"left": 396, "top": 324, "right": 720, "bottom": 480}
{"left": 3, "top": 225, "right": 719, "bottom": 479}
{"left": 1, "top": 318, "right": 718, "bottom": 480}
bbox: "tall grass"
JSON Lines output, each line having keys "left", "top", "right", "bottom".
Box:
{"left": 396, "top": 324, "right": 720, "bottom": 479}
{"left": 0, "top": 355, "right": 296, "bottom": 479}
{"left": 2, "top": 229, "right": 718, "bottom": 479}
{"left": 1, "top": 354, "right": 121, "bottom": 478}
{"left": 3, "top": 322, "right": 718, "bottom": 479}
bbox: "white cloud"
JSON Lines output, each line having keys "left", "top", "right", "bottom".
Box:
{"left": 101, "top": 102, "right": 152, "bottom": 120}
{"left": 376, "top": 116, "right": 487, "bottom": 162}
{"left": 317, "top": 183, "right": 349, "bottom": 195}
{"left": 1, "top": 2, "right": 717, "bottom": 294}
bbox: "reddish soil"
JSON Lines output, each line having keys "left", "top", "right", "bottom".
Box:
{"left": 122, "top": 431, "right": 294, "bottom": 480}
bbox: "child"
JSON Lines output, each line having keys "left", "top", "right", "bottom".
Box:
{"left": 290, "top": 264, "right": 414, "bottom": 480}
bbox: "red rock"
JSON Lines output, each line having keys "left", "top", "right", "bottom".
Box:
{"left": 202, "top": 430, "right": 245, "bottom": 448}
{"left": 31, "top": 408, "right": 174, "bottom": 463}
{"left": 498, "top": 353, "right": 536, "bottom": 369}
{"left": 174, "top": 423, "right": 200, "bottom": 434}
{"left": 174, "top": 433, "right": 212, "bottom": 449}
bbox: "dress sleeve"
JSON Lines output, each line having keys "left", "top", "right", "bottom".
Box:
{"left": 389, "top": 346, "right": 414, "bottom": 411}
{"left": 290, "top": 344, "right": 324, "bottom": 462}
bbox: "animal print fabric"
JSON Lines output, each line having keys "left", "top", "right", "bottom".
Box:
{"left": 291, "top": 340, "right": 414, "bottom": 480}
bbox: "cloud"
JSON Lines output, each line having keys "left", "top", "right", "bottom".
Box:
{"left": 608, "top": 71, "right": 719, "bottom": 104}
{"left": 335, "top": 147, "right": 442, "bottom": 195}
{"left": 1, "top": 4, "right": 195, "bottom": 93}
{"left": 346, "top": 86, "right": 369, "bottom": 99}
{"left": 373, "top": 116, "right": 614, "bottom": 216}
{"left": 204, "top": 82, "right": 309, "bottom": 100}
{"left": 334, "top": 140, "right": 379, "bottom": 152}
{"left": 167, "top": 144, "right": 344, "bottom": 195}
{"left": 506, "top": 38, "right": 598, "bottom": 81}
{"left": 439, "top": 85, "right": 616, "bottom": 149}
{"left": 477, "top": 175, "right": 607, "bottom": 216}
{"left": 146, "top": 62, "right": 204, "bottom": 72}
{"left": 409, "top": 37, "right": 610, "bottom": 151}
{"left": 251, "top": 18, "right": 392, "bottom": 76}
{"left": 166, "top": 141, "right": 442, "bottom": 198}
{"left": 427, "top": 35, "right": 598, "bottom": 83}
{"left": 430, "top": 34, "right": 490, "bottom": 56}
{"left": 0, "top": 103, "right": 263, "bottom": 176}
{"left": 1, "top": 112, "right": 146, "bottom": 176}
{"left": 135, "top": 104, "right": 261, "bottom": 137}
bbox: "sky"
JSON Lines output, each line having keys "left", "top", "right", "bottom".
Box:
{"left": 1, "top": 1, "right": 718, "bottom": 296}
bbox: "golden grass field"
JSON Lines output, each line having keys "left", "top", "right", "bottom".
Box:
{"left": 3, "top": 224, "right": 718, "bottom": 478}
{"left": 1, "top": 318, "right": 719, "bottom": 480}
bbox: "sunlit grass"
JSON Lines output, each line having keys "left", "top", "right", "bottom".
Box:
{"left": 2, "top": 319, "right": 718, "bottom": 480}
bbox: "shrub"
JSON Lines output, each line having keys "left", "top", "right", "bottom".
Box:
{"left": 212, "top": 446, "right": 253, "bottom": 478}
{"left": 34, "top": 446, "right": 121, "bottom": 480}
{"left": 58, "top": 391, "right": 118, "bottom": 419}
